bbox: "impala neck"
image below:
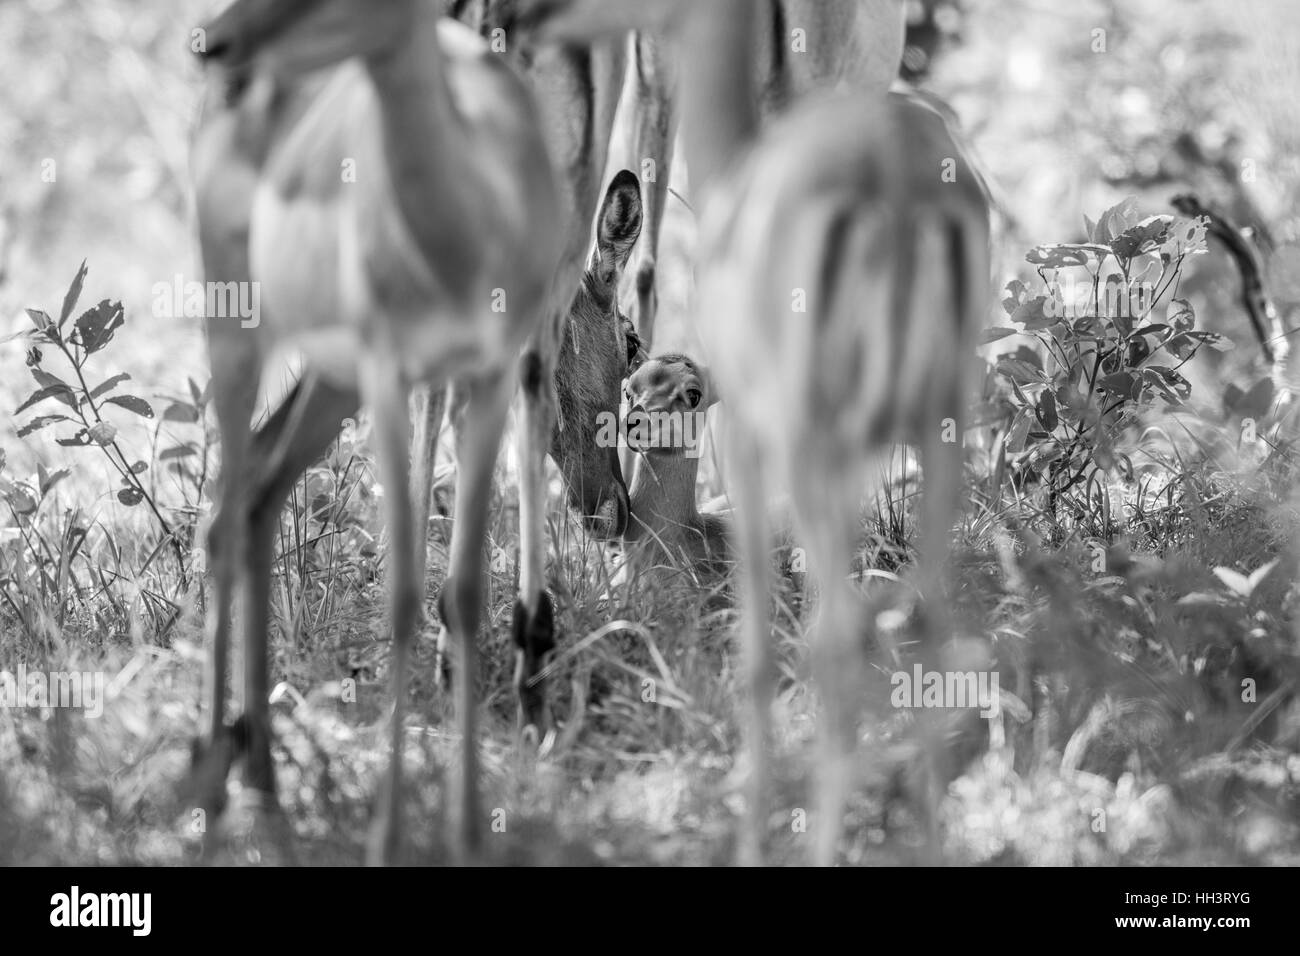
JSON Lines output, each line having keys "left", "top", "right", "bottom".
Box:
{"left": 362, "top": 5, "right": 477, "bottom": 280}
{"left": 682, "top": 0, "right": 759, "bottom": 193}
{"left": 627, "top": 451, "right": 702, "bottom": 542}
{"left": 362, "top": 1, "right": 450, "bottom": 107}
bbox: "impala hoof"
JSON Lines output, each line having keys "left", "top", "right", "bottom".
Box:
{"left": 187, "top": 729, "right": 237, "bottom": 822}
{"left": 512, "top": 592, "right": 556, "bottom": 732}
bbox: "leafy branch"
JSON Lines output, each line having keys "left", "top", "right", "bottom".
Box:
{"left": 4, "top": 261, "right": 188, "bottom": 582}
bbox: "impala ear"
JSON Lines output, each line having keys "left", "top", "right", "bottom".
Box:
{"left": 592, "top": 169, "right": 644, "bottom": 287}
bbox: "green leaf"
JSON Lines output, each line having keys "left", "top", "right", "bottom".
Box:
{"left": 1013, "top": 294, "right": 1062, "bottom": 330}
{"left": 1001, "top": 279, "right": 1028, "bottom": 316}
{"left": 89, "top": 373, "right": 132, "bottom": 400}
{"left": 103, "top": 395, "right": 155, "bottom": 419}
{"left": 16, "top": 384, "right": 77, "bottom": 415}
{"left": 1025, "top": 244, "right": 1102, "bottom": 269}
{"left": 163, "top": 402, "right": 200, "bottom": 423}
{"left": 6, "top": 483, "right": 39, "bottom": 515}
{"left": 1005, "top": 409, "right": 1031, "bottom": 453}
{"left": 1224, "top": 377, "right": 1273, "bottom": 419}
{"left": 1071, "top": 314, "right": 1101, "bottom": 338}
{"left": 1096, "top": 197, "right": 1140, "bottom": 242}
{"left": 130, "top": 460, "right": 149, "bottom": 474}
{"left": 1143, "top": 366, "right": 1190, "bottom": 403}
{"left": 1189, "top": 330, "right": 1232, "bottom": 351}
{"left": 60, "top": 260, "right": 89, "bottom": 329}
{"left": 74, "top": 300, "right": 125, "bottom": 355}
{"left": 16, "top": 414, "right": 71, "bottom": 438}
{"left": 1164, "top": 332, "right": 1196, "bottom": 361}
{"left": 31, "top": 368, "right": 79, "bottom": 409}
{"left": 1099, "top": 371, "right": 1138, "bottom": 399}
{"left": 1037, "top": 389, "right": 1059, "bottom": 431}
{"left": 1167, "top": 298, "right": 1195, "bottom": 332}
{"left": 40, "top": 468, "right": 70, "bottom": 497}
{"left": 1009, "top": 377, "right": 1030, "bottom": 407}
{"left": 1158, "top": 215, "right": 1208, "bottom": 261}
{"left": 159, "top": 444, "right": 197, "bottom": 461}
{"left": 1109, "top": 216, "right": 1170, "bottom": 260}
{"left": 997, "top": 357, "right": 1048, "bottom": 386}
{"left": 88, "top": 422, "right": 118, "bottom": 446}
{"left": 56, "top": 429, "right": 91, "bottom": 447}
{"left": 117, "top": 487, "right": 145, "bottom": 507}
{"left": 26, "top": 308, "right": 52, "bottom": 331}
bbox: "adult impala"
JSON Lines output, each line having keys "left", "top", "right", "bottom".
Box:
{"left": 219, "top": 0, "right": 645, "bottom": 764}
{"left": 189, "top": 0, "right": 627, "bottom": 864}
{"left": 534, "top": 0, "right": 990, "bottom": 864}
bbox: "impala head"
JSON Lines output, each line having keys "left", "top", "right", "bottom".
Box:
{"left": 552, "top": 169, "right": 645, "bottom": 538}
{"left": 197, "top": 0, "right": 418, "bottom": 74}
{"left": 623, "top": 353, "right": 717, "bottom": 458}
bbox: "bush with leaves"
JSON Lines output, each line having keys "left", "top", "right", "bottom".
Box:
{"left": 982, "top": 198, "right": 1233, "bottom": 530}
{"left": 3, "top": 262, "right": 191, "bottom": 585}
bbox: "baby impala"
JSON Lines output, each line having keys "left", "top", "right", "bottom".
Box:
{"left": 621, "top": 353, "right": 729, "bottom": 576}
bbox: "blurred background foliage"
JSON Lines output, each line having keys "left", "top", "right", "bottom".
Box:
{"left": 2, "top": 0, "right": 1298, "bottom": 431}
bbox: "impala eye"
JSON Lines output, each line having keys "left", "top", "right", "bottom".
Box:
{"left": 624, "top": 328, "right": 642, "bottom": 369}
{"left": 686, "top": 388, "right": 702, "bottom": 408}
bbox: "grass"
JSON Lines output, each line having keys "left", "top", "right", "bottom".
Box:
{"left": 4, "top": 375, "right": 1299, "bottom": 865}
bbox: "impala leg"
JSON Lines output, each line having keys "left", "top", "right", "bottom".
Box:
{"left": 442, "top": 373, "right": 514, "bottom": 862}
{"left": 913, "top": 384, "right": 964, "bottom": 863}
{"left": 792, "top": 467, "right": 862, "bottom": 867}
{"left": 727, "top": 424, "right": 772, "bottom": 866}
{"left": 240, "top": 374, "right": 359, "bottom": 798}
{"left": 191, "top": 96, "right": 262, "bottom": 828}
{"left": 194, "top": 319, "right": 261, "bottom": 826}
{"left": 513, "top": 350, "right": 557, "bottom": 742}
{"left": 410, "top": 383, "right": 448, "bottom": 581}
{"left": 433, "top": 385, "right": 471, "bottom": 691}
{"left": 361, "top": 352, "right": 428, "bottom": 867}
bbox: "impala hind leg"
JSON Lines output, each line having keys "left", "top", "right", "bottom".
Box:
{"left": 911, "top": 386, "right": 966, "bottom": 863}
{"left": 410, "top": 383, "right": 448, "bottom": 581}
{"left": 513, "top": 349, "right": 557, "bottom": 743}
{"left": 192, "top": 321, "right": 261, "bottom": 831}
{"left": 411, "top": 383, "right": 449, "bottom": 690}
{"left": 440, "top": 374, "right": 514, "bottom": 861}
{"left": 791, "top": 468, "right": 863, "bottom": 867}
{"left": 363, "top": 355, "right": 432, "bottom": 866}
{"left": 728, "top": 425, "right": 772, "bottom": 866}
{"left": 240, "top": 374, "right": 360, "bottom": 798}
